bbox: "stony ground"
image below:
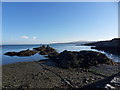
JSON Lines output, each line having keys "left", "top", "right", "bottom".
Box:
{"left": 2, "top": 60, "right": 120, "bottom": 89}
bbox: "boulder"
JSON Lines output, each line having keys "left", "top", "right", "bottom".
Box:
{"left": 50, "top": 50, "right": 114, "bottom": 68}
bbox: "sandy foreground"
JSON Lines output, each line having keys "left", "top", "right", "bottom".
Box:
{"left": 2, "top": 60, "right": 120, "bottom": 89}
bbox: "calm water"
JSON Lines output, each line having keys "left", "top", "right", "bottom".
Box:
{"left": 0, "top": 44, "right": 119, "bottom": 65}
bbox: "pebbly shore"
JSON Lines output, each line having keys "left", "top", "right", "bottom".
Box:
{"left": 2, "top": 44, "right": 120, "bottom": 89}
{"left": 2, "top": 60, "right": 120, "bottom": 89}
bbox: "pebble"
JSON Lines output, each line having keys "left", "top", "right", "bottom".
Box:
{"left": 90, "top": 78, "right": 94, "bottom": 81}
{"left": 83, "top": 78, "right": 89, "bottom": 84}
{"left": 105, "top": 84, "right": 115, "bottom": 89}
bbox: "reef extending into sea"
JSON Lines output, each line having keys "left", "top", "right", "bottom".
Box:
{"left": 2, "top": 38, "right": 120, "bottom": 89}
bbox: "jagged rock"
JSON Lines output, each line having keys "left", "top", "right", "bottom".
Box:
{"left": 50, "top": 50, "right": 114, "bottom": 68}
{"left": 4, "top": 50, "right": 38, "bottom": 57}
{"left": 33, "top": 45, "right": 58, "bottom": 55}
{"left": 33, "top": 45, "right": 46, "bottom": 51}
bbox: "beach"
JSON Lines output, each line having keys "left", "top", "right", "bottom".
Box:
{"left": 2, "top": 59, "right": 120, "bottom": 89}
{"left": 2, "top": 41, "right": 120, "bottom": 89}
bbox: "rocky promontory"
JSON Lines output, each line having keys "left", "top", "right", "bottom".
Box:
{"left": 84, "top": 38, "right": 120, "bottom": 55}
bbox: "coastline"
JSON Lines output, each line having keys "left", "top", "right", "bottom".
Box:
{"left": 2, "top": 42, "right": 120, "bottom": 89}
{"left": 2, "top": 60, "right": 120, "bottom": 89}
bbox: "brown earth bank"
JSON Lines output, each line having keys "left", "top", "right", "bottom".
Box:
{"left": 2, "top": 60, "right": 120, "bottom": 89}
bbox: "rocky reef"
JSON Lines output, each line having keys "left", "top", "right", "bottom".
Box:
{"left": 33, "top": 45, "right": 58, "bottom": 55}
{"left": 48, "top": 50, "right": 114, "bottom": 68}
{"left": 4, "top": 45, "right": 58, "bottom": 57}
{"left": 4, "top": 45, "right": 114, "bottom": 69}
{"left": 4, "top": 49, "right": 38, "bottom": 56}
{"left": 3, "top": 44, "right": 120, "bottom": 89}
{"left": 84, "top": 38, "right": 120, "bottom": 55}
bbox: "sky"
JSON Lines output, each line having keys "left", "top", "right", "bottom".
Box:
{"left": 2, "top": 2, "right": 118, "bottom": 44}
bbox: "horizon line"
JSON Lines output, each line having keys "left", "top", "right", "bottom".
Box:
{"left": 2, "top": 37, "right": 119, "bottom": 45}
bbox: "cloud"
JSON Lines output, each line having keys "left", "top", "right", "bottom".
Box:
{"left": 21, "top": 36, "right": 29, "bottom": 39}
{"left": 21, "top": 36, "right": 37, "bottom": 41}
{"left": 32, "top": 36, "right": 37, "bottom": 40}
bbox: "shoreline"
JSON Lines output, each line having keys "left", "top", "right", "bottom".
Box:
{"left": 2, "top": 58, "right": 120, "bottom": 66}
{"left": 2, "top": 60, "right": 120, "bottom": 89}
{"left": 2, "top": 43, "right": 120, "bottom": 89}
{"left": 2, "top": 44, "right": 120, "bottom": 66}
{"left": 2, "top": 55, "right": 120, "bottom": 66}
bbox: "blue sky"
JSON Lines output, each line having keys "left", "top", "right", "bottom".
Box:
{"left": 2, "top": 2, "right": 118, "bottom": 44}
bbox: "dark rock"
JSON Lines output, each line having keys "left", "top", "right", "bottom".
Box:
{"left": 4, "top": 52, "right": 18, "bottom": 56}
{"left": 48, "top": 52, "right": 59, "bottom": 60}
{"left": 91, "top": 46, "right": 120, "bottom": 55}
{"left": 33, "top": 45, "right": 58, "bottom": 55}
{"left": 18, "top": 84, "right": 30, "bottom": 89}
{"left": 17, "top": 50, "right": 38, "bottom": 56}
{"left": 83, "top": 78, "right": 89, "bottom": 84}
{"left": 84, "top": 38, "right": 120, "bottom": 55}
{"left": 81, "top": 72, "right": 120, "bottom": 90}
{"left": 51, "top": 50, "right": 114, "bottom": 69}
{"left": 4, "top": 50, "right": 38, "bottom": 57}
{"left": 33, "top": 45, "right": 46, "bottom": 51}
{"left": 39, "top": 51, "right": 48, "bottom": 55}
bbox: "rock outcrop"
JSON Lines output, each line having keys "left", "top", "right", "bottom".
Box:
{"left": 49, "top": 50, "right": 114, "bottom": 68}
{"left": 33, "top": 45, "right": 58, "bottom": 55}
{"left": 82, "top": 72, "right": 120, "bottom": 90}
{"left": 4, "top": 49, "right": 38, "bottom": 56}
{"left": 4, "top": 45, "right": 58, "bottom": 57}
{"left": 84, "top": 38, "right": 120, "bottom": 55}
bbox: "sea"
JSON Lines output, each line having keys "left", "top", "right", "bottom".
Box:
{"left": 0, "top": 44, "right": 120, "bottom": 65}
